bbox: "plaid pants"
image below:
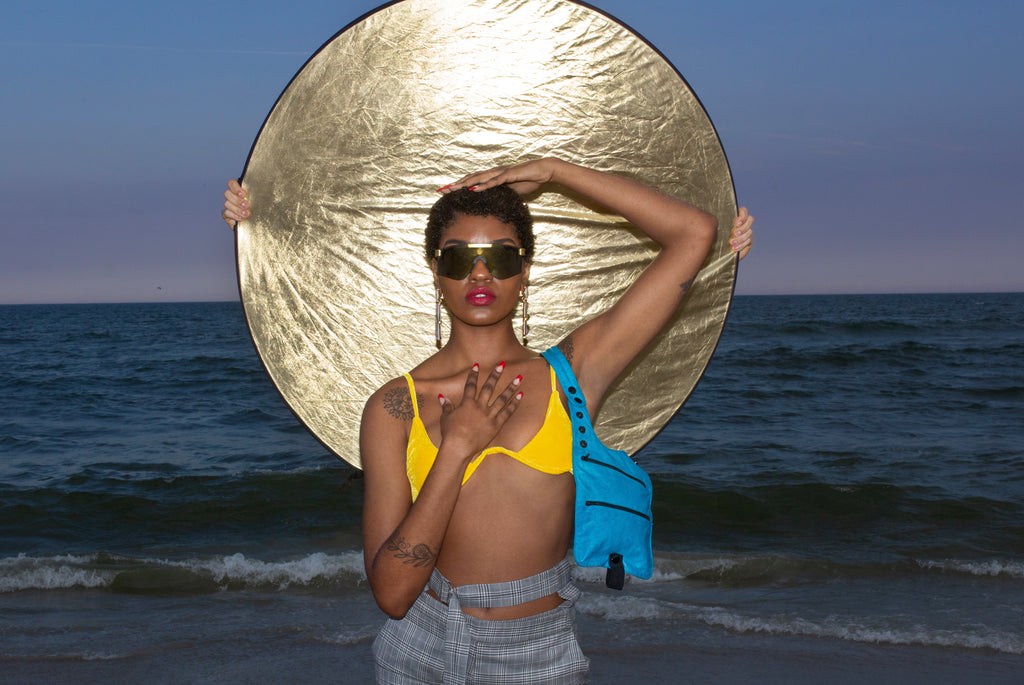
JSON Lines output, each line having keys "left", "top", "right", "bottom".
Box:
{"left": 373, "top": 559, "right": 588, "bottom": 684}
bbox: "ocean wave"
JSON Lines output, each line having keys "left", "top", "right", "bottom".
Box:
{"left": 0, "top": 553, "right": 112, "bottom": 592}
{"left": 318, "top": 625, "right": 382, "bottom": 646}
{"left": 0, "top": 551, "right": 367, "bottom": 595}
{"left": 577, "top": 590, "right": 1024, "bottom": 655}
{"left": 648, "top": 479, "right": 1023, "bottom": 552}
{"left": 17, "top": 548, "right": 980, "bottom": 597}
{"left": 0, "top": 466, "right": 363, "bottom": 553}
{"left": 655, "top": 553, "right": 881, "bottom": 586}
{"left": 570, "top": 555, "right": 747, "bottom": 586}
{"left": 620, "top": 552, "right": 1024, "bottom": 587}
{"left": 917, "top": 559, "right": 1024, "bottom": 579}
{"left": 695, "top": 607, "right": 1024, "bottom": 655}
{"left": 578, "top": 593, "right": 672, "bottom": 621}
{"left": 171, "top": 551, "right": 366, "bottom": 590}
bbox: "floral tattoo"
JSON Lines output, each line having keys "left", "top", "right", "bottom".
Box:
{"left": 383, "top": 532, "right": 436, "bottom": 567}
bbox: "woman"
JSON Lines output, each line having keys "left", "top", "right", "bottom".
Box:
{"left": 222, "top": 157, "right": 753, "bottom": 683}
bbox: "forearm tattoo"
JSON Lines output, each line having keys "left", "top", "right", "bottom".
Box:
{"left": 382, "top": 386, "right": 423, "bottom": 421}
{"left": 383, "top": 532, "right": 436, "bottom": 567}
{"left": 679, "top": 276, "right": 695, "bottom": 293}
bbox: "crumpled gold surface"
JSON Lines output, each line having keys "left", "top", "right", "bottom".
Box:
{"left": 237, "top": 0, "right": 736, "bottom": 468}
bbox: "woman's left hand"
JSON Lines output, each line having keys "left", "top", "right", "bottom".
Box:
{"left": 730, "top": 207, "right": 754, "bottom": 261}
{"left": 439, "top": 158, "right": 558, "bottom": 196}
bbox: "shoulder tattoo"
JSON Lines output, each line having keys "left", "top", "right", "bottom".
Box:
{"left": 383, "top": 532, "right": 436, "bottom": 568}
{"left": 557, "top": 335, "right": 575, "bottom": 362}
{"left": 381, "top": 386, "right": 423, "bottom": 421}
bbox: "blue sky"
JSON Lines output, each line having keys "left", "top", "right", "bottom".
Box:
{"left": 2, "top": 0, "right": 1021, "bottom": 303}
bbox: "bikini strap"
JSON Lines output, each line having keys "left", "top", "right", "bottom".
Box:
{"left": 402, "top": 374, "right": 419, "bottom": 419}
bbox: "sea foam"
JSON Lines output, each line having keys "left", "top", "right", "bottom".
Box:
{"left": 0, "top": 553, "right": 113, "bottom": 592}
{"left": 695, "top": 606, "right": 1024, "bottom": 655}
{"left": 918, "top": 558, "right": 1024, "bottom": 579}
{"left": 0, "top": 551, "right": 367, "bottom": 593}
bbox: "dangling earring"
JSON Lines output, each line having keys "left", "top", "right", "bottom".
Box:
{"left": 520, "top": 284, "right": 530, "bottom": 344}
{"left": 435, "top": 288, "right": 444, "bottom": 348}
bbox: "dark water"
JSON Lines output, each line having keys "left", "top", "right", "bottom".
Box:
{"left": 2, "top": 295, "right": 1023, "bottom": 672}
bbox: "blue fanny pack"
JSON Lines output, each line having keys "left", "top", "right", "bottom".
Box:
{"left": 541, "top": 346, "right": 654, "bottom": 589}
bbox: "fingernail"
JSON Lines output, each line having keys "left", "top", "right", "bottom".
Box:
{"left": 513, "top": 374, "right": 522, "bottom": 385}
{"left": 496, "top": 361, "right": 505, "bottom": 372}
{"left": 438, "top": 393, "right": 445, "bottom": 401}
{"left": 469, "top": 185, "right": 478, "bottom": 191}
{"left": 472, "top": 363, "right": 479, "bottom": 372}
{"left": 515, "top": 391, "right": 524, "bottom": 400}
{"left": 436, "top": 184, "right": 451, "bottom": 193}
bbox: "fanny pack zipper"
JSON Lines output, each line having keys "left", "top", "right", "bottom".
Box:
{"left": 580, "top": 454, "right": 648, "bottom": 488}
{"left": 585, "top": 500, "right": 651, "bottom": 521}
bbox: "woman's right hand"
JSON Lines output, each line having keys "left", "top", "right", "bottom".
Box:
{"left": 222, "top": 179, "right": 249, "bottom": 228}
{"left": 442, "top": 157, "right": 558, "bottom": 197}
{"left": 437, "top": 362, "right": 524, "bottom": 461}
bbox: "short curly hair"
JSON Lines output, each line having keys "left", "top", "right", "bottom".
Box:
{"left": 425, "top": 186, "right": 534, "bottom": 263}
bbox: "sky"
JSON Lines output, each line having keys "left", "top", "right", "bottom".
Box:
{"left": 1, "top": 0, "right": 1022, "bottom": 304}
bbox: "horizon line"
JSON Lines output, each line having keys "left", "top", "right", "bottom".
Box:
{"left": 3, "top": 290, "right": 1023, "bottom": 307}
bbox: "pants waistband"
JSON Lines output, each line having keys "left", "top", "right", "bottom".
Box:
{"left": 428, "top": 557, "right": 577, "bottom": 609}
{"left": 428, "top": 559, "right": 579, "bottom": 685}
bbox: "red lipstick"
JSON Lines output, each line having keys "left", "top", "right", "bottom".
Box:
{"left": 466, "top": 287, "right": 496, "bottom": 306}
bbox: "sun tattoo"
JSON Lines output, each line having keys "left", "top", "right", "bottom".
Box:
{"left": 382, "top": 386, "right": 423, "bottom": 421}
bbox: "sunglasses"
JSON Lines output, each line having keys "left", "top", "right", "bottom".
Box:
{"left": 434, "top": 243, "right": 526, "bottom": 280}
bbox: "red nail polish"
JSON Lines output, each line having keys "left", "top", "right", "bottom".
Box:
{"left": 515, "top": 391, "right": 524, "bottom": 400}
{"left": 469, "top": 185, "right": 478, "bottom": 191}
{"left": 438, "top": 393, "right": 444, "bottom": 400}
{"left": 472, "top": 363, "right": 479, "bottom": 372}
{"left": 497, "top": 361, "right": 505, "bottom": 371}
{"left": 514, "top": 374, "right": 522, "bottom": 384}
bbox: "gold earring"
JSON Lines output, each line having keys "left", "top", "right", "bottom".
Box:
{"left": 435, "top": 288, "right": 444, "bottom": 348}
{"left": 520, "top": 284, "right": 530, "bottom": 343}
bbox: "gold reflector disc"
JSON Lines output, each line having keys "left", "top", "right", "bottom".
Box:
{"left": 237, "top": 0, "right": 736, "bottom": 468}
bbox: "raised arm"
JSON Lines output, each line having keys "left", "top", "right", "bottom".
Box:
{"left": 450, "top": 157, "right": 719, "bottom": 406}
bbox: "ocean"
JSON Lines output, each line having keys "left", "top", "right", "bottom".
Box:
{"left": 2, "top": 294, "right": 1022, "bottom": 683}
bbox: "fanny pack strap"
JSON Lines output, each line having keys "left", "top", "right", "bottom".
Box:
{"left": 542, "top": 346, "right": 624, "bottom": 589}
{"left": 541, "top": 345, "right": 593, "bottom": 428}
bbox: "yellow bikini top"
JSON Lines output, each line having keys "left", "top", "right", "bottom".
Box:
{"left": 403, "top": 366, "right": 573, "bottom": 501}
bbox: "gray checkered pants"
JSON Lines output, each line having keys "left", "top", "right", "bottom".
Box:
{"left": 373, "top": 558, "right": 588, "bottom": 684}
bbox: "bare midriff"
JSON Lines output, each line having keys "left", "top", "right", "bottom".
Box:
{"left": 425, "top": 589, "right": 566, "bottom": 620}
{"left": 426, "top": 455, "right": 575, "bottom": 620}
